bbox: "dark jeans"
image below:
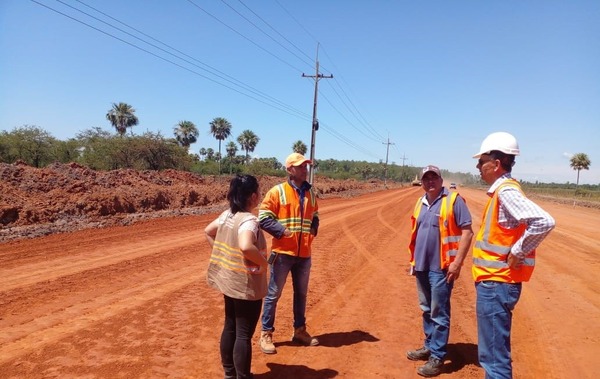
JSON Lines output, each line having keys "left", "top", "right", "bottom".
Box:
{"left": 221, "top": 295, "right": 262, "bottom": 379}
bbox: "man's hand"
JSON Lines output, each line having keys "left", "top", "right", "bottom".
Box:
{"left": 283, "top": 228, "right": 292, "bottom": 237}
{"left": 446, "top": 261, "right": 462, "bottom": 283}
{"left": 507, "top": 253, "right": 523, "bottom": 269}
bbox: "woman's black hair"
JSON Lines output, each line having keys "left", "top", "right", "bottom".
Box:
{"left": 227, "top": 174, "right": 259, "bottom": 213}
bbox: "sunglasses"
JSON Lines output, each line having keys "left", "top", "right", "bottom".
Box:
{"left": 478, "top": 157, "right": 495, "bottom": 166}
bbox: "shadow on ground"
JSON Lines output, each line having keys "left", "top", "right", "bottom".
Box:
{"left": 444, "top": 342, "right": 480, "bottom": 374}
{"left": 275, "top": 329, "right": 379, "bottom": 349}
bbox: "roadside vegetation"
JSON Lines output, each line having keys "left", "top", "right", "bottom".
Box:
{"left": 2, "top": 101, "right": 597, "bottom": 208}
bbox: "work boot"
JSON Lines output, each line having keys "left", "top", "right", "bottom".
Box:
{"left": 417, "top": 356, "right": 443, "bottom": 377}
{"left": 407, "top": 346, "right": 430, "bottom": 361}
{"left": 259, "top": 331, "right": 276, "bottom": 354}
{"left": 292, "top": 326, "right": 319, "bottom": 346}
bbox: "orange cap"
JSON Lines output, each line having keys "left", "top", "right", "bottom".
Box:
{"left": 285, "top": 153, "right": 312, "bottom": 168}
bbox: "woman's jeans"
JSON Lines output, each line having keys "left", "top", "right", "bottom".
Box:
{"left": 221, "top": 295, "right": 262, "bottom": 379}
{"left": 262, "top": 253, "right": 312, "bottom": 331}
{"left": 476, "top": 281, "right": 522, "bottom": 379}
{"left": 415, "top": 270, "right": 453, "bottom": 360}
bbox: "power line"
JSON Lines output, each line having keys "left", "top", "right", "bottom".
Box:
{"left": 186, "top": 0, "right": 306, "bottom": 74}
{"left": 32, "top": 0, "right": 388, "bottom": 161}
{"left": 221, "top": 0, "right": 314, "bottom": 69}
{"left": 32, "top": 0, "right": 311, "bottom": 121}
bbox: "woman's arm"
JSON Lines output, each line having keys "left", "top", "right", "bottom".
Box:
{"left": 204, "top": 218, "right": 219, "bottom": 247}
{"left": 239, "top": 230, "right": 267, "bottom": 269}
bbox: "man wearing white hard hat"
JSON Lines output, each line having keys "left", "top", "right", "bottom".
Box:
{"left": 472, "top": 132, "right": 555, "bottom": 379}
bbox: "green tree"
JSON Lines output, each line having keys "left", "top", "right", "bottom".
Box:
{"left": 209, "top": 117, "right": 232, "bottom": 174}
{"left": 173, "top": 120, "right": 199, "bottom": 149}
{"left": 76, "top": 127, "right": 117, "bottom": 170}
{"left": 106, "top": 102, "right": 139, "bottom": 136}
{"left": 137, "top": 131, "right": 190, "bottom": 170}
{"left": 53, "top": 138, "right": 80, "bottom": 163}
{"left": 199, "top": 147, "right": 207, "bottom": 160}
{"left": 570, "top": 153, "right": 591, "bottom": 186}
{"left": 225, "top": 141, "right": 238, "bottom": 174}
{"left": 237, "top": 129, "right": 259, "bottom": 163}
{"left": 1, "top": 125, "right": 56, "bottom": 167}
{"left": 292, "top": 140, "right": 308, "bottom": 155}
{"left": 205, "top": 148, "right": 215, "bottom": 161}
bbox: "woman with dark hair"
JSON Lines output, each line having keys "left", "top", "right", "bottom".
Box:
{"left": 205, "top": 175, "right": 267, "bottom": 379}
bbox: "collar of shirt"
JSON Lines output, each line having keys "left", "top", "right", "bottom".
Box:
{"left": 289, "top": 179, "right": 311, "bottom": 193}
{"left": 421, "top": 187, "right": 449, "bottom": 206}
{"left": 487, "top": 173, "right": 513, "bottom": 196}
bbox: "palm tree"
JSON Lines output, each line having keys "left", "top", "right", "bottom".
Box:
{"left": 570, "top": 153, "right": 591, "bottom": 186}
{"left": 226, "top": 141, "right": 238, "bottom": 174}
{"left": 205, "top": 148, "right": 215, "bottom": 161}
{"left": 173, "top": 120, "right": 199, "bottom": 150}
{"left": 292, "top": 140, "right": 308, "bottom": 155}
{"left": 199, "top": 147, "right": 207, "bottom": 160}
{"left": 237, "top": 130, "right": 259, "bottom": 163}
{"left": 209, "top": 117, "right": 232, "bottom": 174}
{"left": 106, "top": 102, "right": 139, "bottom": 136}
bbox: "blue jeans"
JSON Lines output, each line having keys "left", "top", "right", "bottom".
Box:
{"left": 476, "top": 281, "right": 522, "bottom": 379}
{"left": 415, "top": 270, "right": 453, "bottom": 360}
{"left": 261, "top": 253, "right": 311, "bottom": 331}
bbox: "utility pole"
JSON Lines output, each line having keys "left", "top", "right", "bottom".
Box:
{"left": 302, "top": 43, "right": 333, "bottom": 184}
{"left": 400, "top": 153, "right": 408, "bottom": 183}
{"left": 382, "top": 137, "right": 395, "bottom": 186}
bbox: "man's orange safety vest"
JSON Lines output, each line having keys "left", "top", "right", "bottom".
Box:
{"left": 409, "top": 191, "right": 463, "bottom": 270}
{"left": 259, "top": 182, "right": 318, "bottom": 258}
{"left": 472, "top": 179, "right": 535, "bottom": 283}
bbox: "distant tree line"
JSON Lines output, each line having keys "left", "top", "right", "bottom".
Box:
{"left": 0, "top": 124, "right": 481, "bottom": 183}
{"left": 1, "top": 102, "right": 593, "bottom": 187}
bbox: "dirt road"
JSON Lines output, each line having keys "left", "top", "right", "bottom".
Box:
{"left": 1, "top": 187, "right": 598, "bottom": 378}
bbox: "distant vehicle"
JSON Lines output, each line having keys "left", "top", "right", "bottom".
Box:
{"left": 449, "top": 182, "right": 457, "bottom": 189}
{"left": 411, "top": 174, "right": 421, "bottom": 186}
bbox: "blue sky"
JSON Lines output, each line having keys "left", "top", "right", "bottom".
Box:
{"left": 1, "top": 0, "right": 599, "bottom": 184}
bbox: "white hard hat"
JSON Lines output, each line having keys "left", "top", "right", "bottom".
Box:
{"left": 473, "top": 132, "right": 520, "bottom": 158}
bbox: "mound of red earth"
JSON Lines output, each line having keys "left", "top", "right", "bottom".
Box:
{"left": 0, "top": 161, "right": 389, "bottom": 242}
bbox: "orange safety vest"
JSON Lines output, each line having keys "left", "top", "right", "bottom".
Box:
{"left": 259, "top": 182, "right": 318, "bottom": 258}
{"left": 409, "top": 191, "right": 463, "bottom": 270}
{"left": 472, "top": 179, "right": 534, "bottom": 283}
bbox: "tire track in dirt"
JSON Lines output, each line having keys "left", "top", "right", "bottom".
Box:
{"left": 1, "top": 188, "right": 598, "bottom": 378}
{"left": 0, "top": 259, "right": 202, "bottom": 365}
{"left": 277, "top": 188, "right": 425, "bottom": 378}
{"left": 0, "top": 234, "right": 200, "bottom": 292}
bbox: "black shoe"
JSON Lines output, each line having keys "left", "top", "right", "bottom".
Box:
{"left": 417, "top": 356, "right": 443, "bottom": 377}
{"left": 407, "top": 346, "right": 430, "bottom": 361}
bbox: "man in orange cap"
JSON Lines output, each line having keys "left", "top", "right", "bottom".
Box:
{"left": 258, "top": 153, "right": 320, "bottom": 354}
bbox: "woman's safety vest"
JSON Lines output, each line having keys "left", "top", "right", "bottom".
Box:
{"left": 207, "top": 211, "right": 268, "bottom": 300}
{"left": 259, "top": 182, "right": 318, "bottom": 258}
{"left": 409, "top": 192, "right": 463, "bottom": 270}
{"left": 472, "top": 179, "right": 534, "bottom": 283}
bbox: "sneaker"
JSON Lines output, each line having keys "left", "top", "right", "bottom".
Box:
{"left": 259, "top": 331, "right": 276, "bottom": 354}
{"left": 292, "top": 326, "right": 319, "bottom": 346}
{"left": 417, "top": 356, "right": 443, "bottom": 377}
{"left": 407, "top": 346, "right": 430, "bottom": 361}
